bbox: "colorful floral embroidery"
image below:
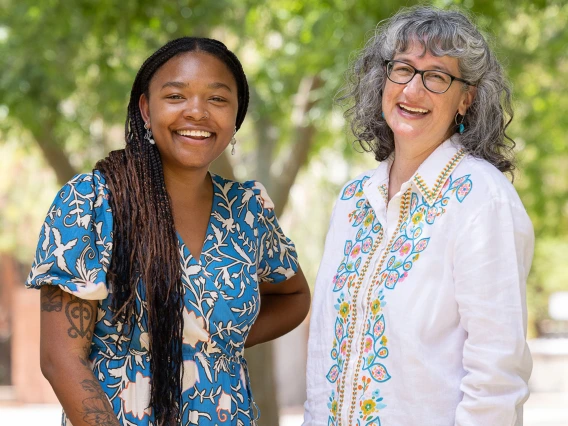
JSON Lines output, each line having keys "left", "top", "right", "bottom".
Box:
{"left": 360, "top": 289, "right": 390, "bottom": 383}
{"left": 334, "top": 177, "right": 382, "bottom": 294}
{"left": 376, "top": 173, "right": 472, "bottom": 291}
{"left": 378, "top": 184, "right": 388, "bottom": 205}
{"left": 327, "top": 176, "right": 385, "bottom": 425}
{"left": 358, "top": 378, "right": 386, "bottom": 426}
{"left": 353, "top": 288, "right": 389, "bottom": 426}
{"left": 328, "top": 390, "right": 339, "bottom": 425}
{"left": 413, "top": 150, "right": 466, "bottom": 205}
{"left": 341, "top": 177, "right": 367, "bottom": 201}
{"left": 326, "top": 159, "right": 473, "bottom": 425}
{"left": 342, "top": 189, "right": 411, "bottom": 425}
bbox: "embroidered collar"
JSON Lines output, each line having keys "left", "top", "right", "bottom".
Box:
{"left": 363, "top": 136, "right": 466, "bottom": 208}
{"left": 411, "top": 137, "right": 465, "bottom": 206}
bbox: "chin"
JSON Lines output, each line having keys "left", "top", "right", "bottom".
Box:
{"left": 168, "top": 156, "right": 208, "bottom": 171}
{"left": 392, "top": 127, "right": 422, "bottom": 141}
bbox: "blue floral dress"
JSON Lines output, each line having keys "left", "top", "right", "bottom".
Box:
{"left": 26, "top": 171, "right": 299, "bottom": 425}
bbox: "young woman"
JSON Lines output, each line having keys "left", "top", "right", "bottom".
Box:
{"left": 27, "top": 37, "right": 310, "bottom": 426}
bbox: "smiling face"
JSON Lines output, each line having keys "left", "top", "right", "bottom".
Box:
{"left": 382, "top": 41, "right": 475, "bottom": 154}
{"left": 139, "top": 51, "right": 239, "bottom": 174}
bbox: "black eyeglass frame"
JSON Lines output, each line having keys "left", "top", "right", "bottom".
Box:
{"left": 384, "top": 60, "right": 475, "bottom": 94}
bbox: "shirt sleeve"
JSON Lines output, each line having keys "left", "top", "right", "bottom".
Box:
{"left": 243, "top": 180, "right": 299, "bottom": 284}
{"left": 453, "top": 196, "right": 534, "bottom": 426}
{"left": 25, "top": 172, "right": 114, "bottom": 300}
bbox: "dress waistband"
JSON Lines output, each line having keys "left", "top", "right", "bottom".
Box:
{"left": 91, "top": 345, "right": 260, "bottom": 423}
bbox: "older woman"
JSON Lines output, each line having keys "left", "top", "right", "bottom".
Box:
{"left": 304, "top": 6, "right": 533, "bottom": 426}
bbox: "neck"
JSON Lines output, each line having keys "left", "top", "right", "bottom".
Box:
{"left": 388, "top": 138, "right": 443, "bottom": 201}
{"left": 162, "top": 165, "right": 212, "bottom": 205}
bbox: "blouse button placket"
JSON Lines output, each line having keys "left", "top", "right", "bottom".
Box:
{"left": 343, "top": 188, "right": 412, "bottom": 426}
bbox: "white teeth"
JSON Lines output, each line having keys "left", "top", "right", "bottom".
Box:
{"left": 399, "top": 104, "right": 429, "bottom": 114}
{"left": 176, "top": 130, "right": 212, "bottom": 137}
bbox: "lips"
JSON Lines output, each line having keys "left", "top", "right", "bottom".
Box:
{"left": 398, "top": 103, "right": 429, "bottom": 115}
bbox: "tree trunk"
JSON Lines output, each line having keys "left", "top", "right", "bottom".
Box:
{"left": 31, "top": 121, "right": 77, "bottom": 186}
{"left": 250, "top": 86, "right": 277, "bottom": 192}
{"left": 34, "top": 132, "right": 77, "bottom": 185}
{"left": 272, "top": 74, "right": 323, "bottom": 216}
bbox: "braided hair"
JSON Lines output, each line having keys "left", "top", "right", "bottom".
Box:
{"left": 95, "top": 37, "right": 249, "bottom": 425}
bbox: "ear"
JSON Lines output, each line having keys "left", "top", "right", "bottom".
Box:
{"left": 458, "top": 86, "right": 477, "bottom": 116}
{"left": 139, "top": 93, "right": 151, "bottom": 126}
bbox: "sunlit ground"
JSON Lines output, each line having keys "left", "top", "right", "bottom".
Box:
{"left": 1, "top": 394, "right": 567, "bottom": 426}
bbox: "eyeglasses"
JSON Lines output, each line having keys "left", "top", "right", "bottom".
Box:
{"left": 384, "top": 60, "right": 475, "bottom": 94}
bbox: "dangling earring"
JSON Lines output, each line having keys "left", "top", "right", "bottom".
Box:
{"left": 455, "top": 112, "right": 465, "bottom": 134}
{"left": 230, "top": 127, "right": 237, "bottom": 155}
{"left": 144, "top": 122, "right": 155, "bottom": 145}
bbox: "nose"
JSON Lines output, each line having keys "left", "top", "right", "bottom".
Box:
{"left": 403, "top": 73, "right": 426, "bottom": 96}
{"left": 183, "top": 98, "right": 209, "bottom": 121}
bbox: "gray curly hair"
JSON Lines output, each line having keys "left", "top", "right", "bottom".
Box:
{"left": 340, "top": 6, "right": 515, "bottom": 174}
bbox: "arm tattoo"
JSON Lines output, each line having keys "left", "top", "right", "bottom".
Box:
{"left": 65, "top": 296, "right": 95, "bottom": 340}
{"left": 80, "top": 379, "right": 120, "bottom": 426}
{"left": 41, "top": 286, "right": 63, "bottom": 312}
{"left": 78, "top": 355, "right": 89, "bottom": 368}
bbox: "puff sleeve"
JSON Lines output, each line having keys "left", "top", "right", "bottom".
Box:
{"left": 25, "top": 171, "right": 113, "bottom": 300}
{"left": 243, "top": 180, "right": 299, "bottom": 284}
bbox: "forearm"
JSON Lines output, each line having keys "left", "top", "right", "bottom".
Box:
{"left": 44, "top": 354, "right": 120, "bottom": 426}
{"left": 246, "top": 290, "right": 310, "bottom": 347}
{"left": 40, "top": 287, "right": 119, "bottom": 426}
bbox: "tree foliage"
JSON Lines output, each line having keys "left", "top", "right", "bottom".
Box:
{"left": 2, "top": 0, "right": 566, "bottom": 231}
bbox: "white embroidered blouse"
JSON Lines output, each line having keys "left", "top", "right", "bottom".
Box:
{"left": 304, "top": 137, "right": 534, "bottom": 426}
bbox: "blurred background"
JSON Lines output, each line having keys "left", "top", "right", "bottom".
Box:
{"left": 1, "top": 0, "right": 567, "bottom": 425}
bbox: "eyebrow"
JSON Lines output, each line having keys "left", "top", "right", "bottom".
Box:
{"left": 394, "top": 56, "right": 452, "bottom": 74}
{"left": 161, "top": 81, "right": 187, "bottom": 90}
{"left": 208, "top": 82, "right": 232, "bottom": 92}
{"left": 161, "top": 81, "right": 233, "bottom": 92}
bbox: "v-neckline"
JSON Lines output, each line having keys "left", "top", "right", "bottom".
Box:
{"left": 176, "top": 173, "right": 217, "bottom": 266}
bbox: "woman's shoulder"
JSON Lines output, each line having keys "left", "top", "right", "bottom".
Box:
{"left": 28, "top": 169, "right": 113, "bottom": 298}
{"left": 213, "top": 174, "right": 275, "bottom": 210}
{"left": 455, "top": 154, "right": 525, "bottom": 209}
{"left": 344, "top": 169, "right": 376, "bottom": 187}
{"left": 54, "top": 170, "right": 112, "bottom": 219}
{"left": 62, "top": 170, "right": 109, "bottom": 196}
